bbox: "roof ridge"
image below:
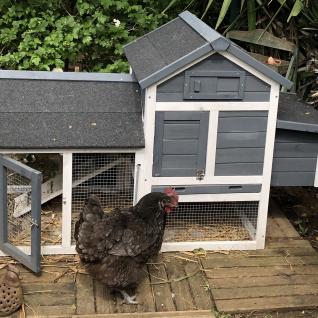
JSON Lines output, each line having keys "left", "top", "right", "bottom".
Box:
{"left": 179, "top": 11, "right": 223, "bottom": 44}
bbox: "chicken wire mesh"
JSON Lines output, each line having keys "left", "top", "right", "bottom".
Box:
{"left": 6, "top": 169, "right": 33, "bottom": 249}
{"left": 71, "top": 153, "right": 135, "bottom": 242}
{"left": 164, "top": 201, "right": 259, "bottom": 242}
{"left": 6, "top": 154, "right": 63, "bottom": 246}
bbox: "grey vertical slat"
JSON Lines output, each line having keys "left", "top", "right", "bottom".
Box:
{"left": 31, "top": 172, "right": 42, "bottom": 273}
{"left": 153, "top": 112, "right": 165, "bottom": 177}
{"left": 197, "top": 113, "right": 209, "bottom": 171}
{"left": 153, "top": 111, "right": 209, "bottom": 177}
{"left": 0, "top": 157, "right": 8, "bottom": 245}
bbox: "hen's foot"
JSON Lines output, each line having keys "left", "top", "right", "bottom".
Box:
{"left": 118, "top": 289, "right": 138, "bottom": 305}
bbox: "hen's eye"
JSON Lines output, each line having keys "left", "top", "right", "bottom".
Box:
{"left": 161, "top": 199, "right": 170, "bottom": 206}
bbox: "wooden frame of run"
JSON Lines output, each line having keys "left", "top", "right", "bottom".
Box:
{"left": 0, "top": 150, "right": 138, "bottom": 256}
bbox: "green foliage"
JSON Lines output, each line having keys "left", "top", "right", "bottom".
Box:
{"left": 215, "top": 0, "right": 232, "bottom": 29}
{"left": 214, "top": 311, "right": 232, "bottom": 318}
{"left": 0, "top": 0, "right": 167, "bottom": 72}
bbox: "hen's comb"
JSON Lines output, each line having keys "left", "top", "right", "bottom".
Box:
{"left": 163, "top": 187, "right": 178, "bottom": 197}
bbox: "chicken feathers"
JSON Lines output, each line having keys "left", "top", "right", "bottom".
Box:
{"left": 74, "top": 190, "right": 178, "bottom": 298}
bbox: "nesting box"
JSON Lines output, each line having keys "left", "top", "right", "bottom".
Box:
{"left": 1, "top": 11, "right": 318, "bottom": 272}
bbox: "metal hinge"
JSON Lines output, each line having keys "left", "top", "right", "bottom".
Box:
{"left": 196, "top": 169, "right": 205, "bottom": 181}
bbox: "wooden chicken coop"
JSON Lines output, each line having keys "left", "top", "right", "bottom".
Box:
{"left": 0, "top": 11, "right": 318, "bottom": 272}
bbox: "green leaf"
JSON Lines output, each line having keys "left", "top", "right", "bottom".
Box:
{"left": 240, "top": 0, "right": 246, "bottom": 12}
{"left": 246, "top": 0, "right": 256, "bottom": 30}
{"left": 287, "top": 0, "right": 304, "bottom": 22}
{"left": 201, "top": 0, "right": 214, "bottom": 19}
{"left": 215, "top": 0, "right": 232, "bottom": 30}
{"left": 162, "top": 0, "right": 178, "bottom": 14}
{"left": 31, "top": 56, "right": 40, "bottom": 66}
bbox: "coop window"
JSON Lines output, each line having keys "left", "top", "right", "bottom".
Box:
{"left": 164, "top": 201, "right": 259, "bottom": 242}
{"left": 184, "top": 70, "right": 246, "bottom": 100}
{"left": 71, "top": 153, "right": 135, "bottom": 242}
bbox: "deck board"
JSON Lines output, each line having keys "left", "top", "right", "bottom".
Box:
{"left": 201, "top": 205, "right": 318, "bottom": 313}
{"left": 164, "top": 256, "right": 196, "bottom": 311}
{"left": 94, "top": 281, "right": 116, "bottom": 314}
{"left": 184, "top": 261, "right": 212, "bottom": 310}
{"left": 148, "top": 255, "right": 176, "bottom": 312}
{"left": 216, "top": 295, "right": 318, "bottom": 312}
{"left": 75, "top": 274, "right": 95, "bottom": 315}
{"left": 1, "top": 202, "right": 318, "bottom": 316}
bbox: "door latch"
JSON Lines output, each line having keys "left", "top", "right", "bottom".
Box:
{"left": 29, "top": 217, "right": 39, "bottom": 228}
{"left": 196, "top": 169, "right": 205, "bottom": 180}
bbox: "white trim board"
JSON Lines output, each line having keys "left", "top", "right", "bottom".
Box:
{"left": 0, "top": 240, "right": 257, "bottom": 256}
{"left": 315, "top": 155, "right": 318, "bottom": 187}
{"left": 62, "top": 153, "right": 72, "bottom": 248}
{"left": 0, "top": 245, "right": 76, "bottom": 256}
{"left": 205, "top": 110, "right": 218, "bottom": 178}
{"left": 151, "top": 176, "right": 263, "bottom": 185}
{"left": 255, "top": 82, "right": 280, "bottom": 249}
{"left": 178, "top": 193, "right": 260, "bottom": 202}
{"left": 161, "top": 240, "right": 257, "bottom": 252}
{"left": 135, "top": 85, "right": 157, "bottom": 201}
{"left": 0, "top": 149, "right": 139, "bottom": 154}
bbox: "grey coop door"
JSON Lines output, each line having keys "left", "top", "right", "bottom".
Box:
{"left": 153, "top": 111, "right": 209, "bottom": 177}
{"left": 0, "top": 155, "right": 42, "bottom": 273}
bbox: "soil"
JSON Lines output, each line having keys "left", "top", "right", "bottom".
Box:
{"left": 271, "top": 186, "right": 318, "bottom": 252}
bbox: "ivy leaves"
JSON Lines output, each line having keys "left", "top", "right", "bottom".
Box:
{"left": 0, "top": 0, "right": 165, "bottom": 72}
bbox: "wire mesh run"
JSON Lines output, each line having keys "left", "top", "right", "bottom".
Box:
{"left": 164, "top": 201, "right": 259, "bottom": 242}
{"left": 7, "top": 169, "right": 32, "bottom": 249}
{"left": 71, "top": 153, "right": 135, "bottom": 242}
{"left": 7, "top": 154, "right": 63, "bottom": 246}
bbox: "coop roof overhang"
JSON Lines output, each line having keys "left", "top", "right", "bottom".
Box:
{"left": 124, "top": 11, "right": 293, "bottom": 90}
{"left": 0, "top": 70, "right": 137, "bottom": 82}
{"left": 277, "top": 93, "right": 318, "bottom": 133}
{"left": 0, "top": 71, "right": 144, "bottom": 149}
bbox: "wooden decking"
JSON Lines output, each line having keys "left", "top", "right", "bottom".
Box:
{"left": 2, "top": 201, "right": 318, "bottom": 317}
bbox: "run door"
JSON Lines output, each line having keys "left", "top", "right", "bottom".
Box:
{"left": 0, "top": 155, "right": 42, "bottom": 273}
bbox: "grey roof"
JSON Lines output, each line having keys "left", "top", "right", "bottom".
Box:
{"left": 124, "top": 11, "right": 293, "bottom": 90}
{"left": 0, "top": 72, "right": 144, "bottom": 149}
{"left": 277, "top": 93, "right": 318, "bottom": 133}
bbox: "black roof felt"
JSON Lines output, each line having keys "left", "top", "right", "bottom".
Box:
{"left": 0, "top": 73, "right": 144, "bottom": 149}
{"left": 124, "top": 11, "right": 293, "bottom": 89}
{"left": 124, "top": 18, "right": 207, "bottom": 84}
{"left": 277, "top": 93, "right": 318, "bottom": 133}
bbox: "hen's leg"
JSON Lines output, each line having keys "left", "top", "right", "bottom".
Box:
{"left": 117, "top": 289, "right": 138, "bottom": 305}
